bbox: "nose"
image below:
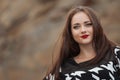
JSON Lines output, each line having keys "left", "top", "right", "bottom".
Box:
{"left": 81, "top": 26, "right": 86, "bottom": 34}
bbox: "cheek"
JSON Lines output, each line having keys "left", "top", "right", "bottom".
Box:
{"left": 89, "top": 28, "right": 94, "bottom": 40}
{"left": 90, "top": 28, "right": 94, "bottom": 36}
{"left": 71, "top": 30, "right": 79, "bottom": 41}
{"left": 88, "top": 26, "right": 93, "bottom": 34}
{"left": 71, "top": 29, "right": 76, "bottom": 37}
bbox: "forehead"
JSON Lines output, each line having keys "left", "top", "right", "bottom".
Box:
{"left": 71, "top": 12, "right": 90, "bottom": 25}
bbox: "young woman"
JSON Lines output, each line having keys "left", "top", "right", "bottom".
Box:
{"left": 43, "top": 6, "right": 120, "bottom": 80}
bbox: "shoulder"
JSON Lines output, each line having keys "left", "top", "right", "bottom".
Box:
{"left": 113, "top": 46, "right": 120, "bottom": 68}
{"left": 114, "top": 46, "right": 120, "bottom": 56}
{"left": 62, "top": 58, "right": 75, "bottom": 66}
{"left": 61, "top": 58, "right": 77, "bottom": 73}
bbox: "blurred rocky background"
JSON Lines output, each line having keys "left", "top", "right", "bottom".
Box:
{"left": 0, "top": 0, "right": 120, "bottom": 80}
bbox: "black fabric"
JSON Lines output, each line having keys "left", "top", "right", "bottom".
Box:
{"left": 44, "top": 46, "right": 120, "bottom": 80}
{"left": 59, "top": 46, "right": 120, "bottom": 80}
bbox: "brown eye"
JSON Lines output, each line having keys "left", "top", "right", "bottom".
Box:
{"left": 85, "top": 23, "right": 93, "bottom": 27}
{"left": 73, "top": 25, "right": 80, "bottom": 29}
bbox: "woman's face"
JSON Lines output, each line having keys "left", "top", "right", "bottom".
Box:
{"left": 71, "top": 12, "right": 93, "bottom": 45}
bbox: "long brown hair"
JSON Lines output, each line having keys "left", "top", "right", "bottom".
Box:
{"left": 45, "top": 6, "right": 116, "bottom": 80}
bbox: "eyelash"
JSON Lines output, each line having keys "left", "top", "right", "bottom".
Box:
{"left": 85, "top": 23, "right": 93, "bottom": 26}
{"left": 73, "top": 23, "right": 92, "bottom": 29}
{"left": 73, "top": 25, "right": 80, "bottom": 29}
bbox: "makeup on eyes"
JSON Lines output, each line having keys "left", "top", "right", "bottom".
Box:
{"left": 72, "top": 22, "right": 92, "bottom": 29}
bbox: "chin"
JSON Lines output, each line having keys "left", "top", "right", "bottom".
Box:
{"left": 78, "top": 40, "right": 92, "bottom": 45}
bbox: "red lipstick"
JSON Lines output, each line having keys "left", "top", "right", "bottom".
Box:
{"left": 81, "top": 35, "right": 89, "bottom": 39}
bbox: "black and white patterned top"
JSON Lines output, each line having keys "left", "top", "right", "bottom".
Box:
{"left": 44, "top": 46, "right": 120, "bottom": 80}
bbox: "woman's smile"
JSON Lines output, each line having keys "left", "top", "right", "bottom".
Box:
{"left": 81, "top": 34, "right": 89, "bottom": 39}
{"left": 71, "top": 12, "right": 93, "bottom": 45}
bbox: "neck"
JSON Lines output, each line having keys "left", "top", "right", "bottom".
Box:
{"left": 78, "top": 44, "right": 96, "bottom": 58}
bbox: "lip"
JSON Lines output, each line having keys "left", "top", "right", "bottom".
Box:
{"left": 81, "top": 35, "right": 89, "bottom": 39}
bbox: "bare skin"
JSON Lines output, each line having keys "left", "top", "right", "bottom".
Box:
{"left": 74, "top": 44, "right": 96, "bottom": 64}
{"left": 71, "top": 12, "right": 96, "bottom": 64}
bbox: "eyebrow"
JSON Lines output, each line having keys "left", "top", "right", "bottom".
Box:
{"left": 84, "top": 21, "right": 91, "bottom": 23}
{"left": 72, "top": 23, "right": 80, "bottom": 26}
